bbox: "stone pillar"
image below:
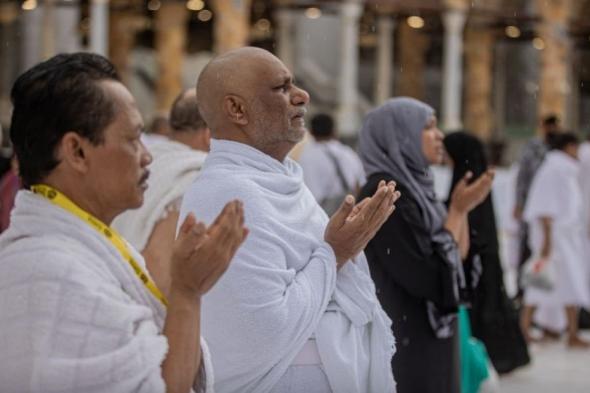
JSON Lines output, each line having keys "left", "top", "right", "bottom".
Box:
{"left": 21, "top": 3, "right": 44, "bottom": 71}
{"left": 109, "top": 6, "right": 143, "bottom": 83}
{"left": 441, "top": 4, "right": 467, "bottom": 131}
{"left": 396, "top": 20, "right": 429, "bottom": 100}
{"left": 336, "top": 0, "right": 363, "bottom": 138}
{"left": 374, "top": 15, "right": 394, "bottom": 105}
{"left": 211, "top": 0, "right": 252, "bottom": 54}
{"left": 54, "top": 0, "right": 81, "bottom": 54}
{"left": 493, "top": 42, "right": 507, "bottom": 139}
{"left": 155, "top": 2, "right": 189, "bottom": 112}
{"left": 535, "top": 0, "right": 573, "bottom": 129}
{"left": 90, "top": 0, "right": 109, "bottom": 56}
{"left": 464, "top": 23, "right": 495, "bottom": 141}
{"left": 274, "top": 8, "right": 295, "bottom": 71}
{"left": 42, "top": 0, "right": 56, "bottom": 59}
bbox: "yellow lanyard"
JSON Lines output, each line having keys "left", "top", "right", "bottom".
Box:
{"left": 31, "top": 184, "right": 168, "bottom": 307}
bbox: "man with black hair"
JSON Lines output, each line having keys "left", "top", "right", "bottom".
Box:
{"left": 298, "top": 113, "right": 365, "bottom": 215}
{"left": 114, "top": 88, "right": 211, "bottom": 297}
{"left": 0, "top": 53, "right": 248, "bottom": 392}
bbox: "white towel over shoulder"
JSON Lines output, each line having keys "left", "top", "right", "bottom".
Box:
{"left": 0, "top": 191, "right": 213, "bottom": 393}
{"left": 179, "top": 139, "right": 396, "bottom": 393}
{"left": 113, "top": 139, "right": 208, "bottom": 251}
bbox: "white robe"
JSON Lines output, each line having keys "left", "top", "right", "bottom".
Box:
{"left": 179, "top": 139, "right": 396, "bottom": 393}
{"left": 298, "top": 139, "right": 366, "bottom": 203}
{"left": 113, "top": 139, "right": 207, "bottom": 251}
{"left": 523, "top": 150, "right": 590, "bottom": 308}
{"left": 0, "top": 191, "right": 213, "bottom": 393}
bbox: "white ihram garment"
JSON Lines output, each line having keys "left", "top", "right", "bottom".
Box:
{"left": 523, "top": 151, "right": 590, "bottom": 308}
{"left": 179, "top": 139, "right": 396, "bottom": 393}
{"left": 0, "top": 191, "right": 213, "bottom": 393}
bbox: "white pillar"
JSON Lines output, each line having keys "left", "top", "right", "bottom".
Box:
{"left": 21, "top": 4, "right": 44, "bottom": 70}
{"left": 374, "top": 15, "right": 394, "bottom": 105}
{"left": 336, "top": 0, "right": 362, "bottom": 138}
{"left": 274, "top": 8, "right": 295, "bottom": 71}
{"left": 441, "top": 8, "right": 466, "bottom": 131}
{"left": 90, "top": 0, "right": 109, "bottom": 56}
{"left": 54, "top": 0, "right": 81, "bottom": 54}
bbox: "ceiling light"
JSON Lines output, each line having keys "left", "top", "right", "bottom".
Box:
{"left": 197, "top": 9, "right": 213, "bottom": 22}
{"left": 505, "top": 25, "right": 521, "bottom": 38}
{"left": 532, "top": 37, "right": 545, "bottom": 50}
{"left": 22, "top": 0, "right": 37, "bottom": 11}
{"left": 407, "top": 16, "right": 425, "bottom": 29}
{"left": 187, "top": 0, "right": 205, "bottom": 12}
{"left": 305, "top": 7, "right": 322, "bottom": 19}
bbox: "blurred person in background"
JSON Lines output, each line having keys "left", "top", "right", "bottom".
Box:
{"left": 142, "top": 113, "right": 172, "bottom": 146}
{"left": 298, "top": 113, "right": 365, "bottom": 215}
{"left": 520, "top": 132, "right": 590, "bottom": 348}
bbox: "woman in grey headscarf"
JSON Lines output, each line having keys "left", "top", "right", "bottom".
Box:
{"left": 358, "top": 97, "right": 494, "bottom": 393}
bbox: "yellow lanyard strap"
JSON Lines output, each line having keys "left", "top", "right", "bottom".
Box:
{"left": 31, "top": 184, "right": 168, "bottom": 307}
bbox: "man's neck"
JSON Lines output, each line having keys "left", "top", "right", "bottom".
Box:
{"left": 40, "top": 175, "right": 117, "bottom": 225}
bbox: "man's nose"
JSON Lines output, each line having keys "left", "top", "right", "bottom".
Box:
{"left": 140, "top": 142, "right": 152, "bottom": 167}
{"left": 292, "top": 85, "right": 310, "bottom": 106}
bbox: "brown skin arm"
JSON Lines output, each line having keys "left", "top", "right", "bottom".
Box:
{"left": 540, "top": 216, "right": 552, "bottom": 259}
{"left": 161, "top": 203, "right": 248, "bottom": 393}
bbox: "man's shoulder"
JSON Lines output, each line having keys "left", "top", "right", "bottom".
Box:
{"left": 0, "top": 232, "right": 107, "bottom": 284}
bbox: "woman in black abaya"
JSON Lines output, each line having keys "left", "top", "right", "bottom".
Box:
{"left": 443, "top": 131, "right": 530, "bottom": 374}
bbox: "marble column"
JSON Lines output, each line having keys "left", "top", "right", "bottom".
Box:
{"left": 336, "top": 0, "right": 362, "bottom": 138}
{"left": 90, "top": 0, "right": 109, "bottom": 56}
{"left": 54, "top": 0, "right": 81, "bottom": 54}
{"left": 274, "top": 8, "right": 295, "bottom": 71}
{"left": 211, "top": 0, "right": 252, "bottom": 54}
{"left": 396, "top": 21, "right": 429, "bottom": 100}
{"left": 441, "top": 6, "right": 467, "bottom": 131}
{"left": 155, "top": 1, "right": 188, "bottom": 112}
{"left": 535, "top": 0, "right": 573, "bottom": 129}
{"left": 464, "top": 24, "right": 495, "bottom": 141}
{"left": 21, "top": 3, "right": 44, "bottom": 71}
{"left": 374, "top": 15, "right": 394, "bottom": 105}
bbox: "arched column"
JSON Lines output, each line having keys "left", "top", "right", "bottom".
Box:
{"left": 210, "top": 0, "right": 252, "bottom": 54}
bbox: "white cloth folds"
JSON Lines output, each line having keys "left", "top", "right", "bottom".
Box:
{"left": 0, "top": 191, "right": 213, "bottom": 393}
{"left": 179, "top": 139, "right": 396, "bottom": 393}
{"left": 523, "top": 151, "right": 590, "bottom": 307}
{"left": 113, "top": 139, "right": 207, "bottom": 251}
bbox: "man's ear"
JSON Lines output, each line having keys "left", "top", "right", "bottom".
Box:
{"left": 57, "top": 132, "right": 91, "bottom": 174}
{"left": 223, "top": 95, "right": 249, "bottom": 126}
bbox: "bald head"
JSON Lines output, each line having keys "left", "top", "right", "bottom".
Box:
{"left": 197, "top": 47, "right": 282, "bottom": 134}
{"left": 196, "top": 47, "right": 310, "bottom": 160}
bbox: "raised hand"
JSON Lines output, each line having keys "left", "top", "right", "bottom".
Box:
{"left": 324, "top": 180, "right": 400, "bottom": 268}
{"left": 170, "top": 200, "right": 249, "bottom": 297}
{"left": 450, "top": 169, "right": 495, "bottom": 214}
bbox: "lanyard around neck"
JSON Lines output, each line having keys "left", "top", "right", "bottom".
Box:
{"left": 30, "top": 184, "right": 168, "bottom": 307}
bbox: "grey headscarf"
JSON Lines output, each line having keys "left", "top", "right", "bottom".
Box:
{"left": 358, "top": 97, "right": 464, "bottom": 339}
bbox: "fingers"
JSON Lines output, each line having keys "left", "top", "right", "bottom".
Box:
{"left": 174, "top": 215, "right": 207, "bottom": 260}
{"left": 329, "top": 194, "right": 356, "bottom": 228}
{"left": 365, "top": 181, "right": 397, "bottom": 223}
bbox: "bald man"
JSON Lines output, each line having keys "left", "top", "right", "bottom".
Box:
{"left": 179, "top": 47, "right": 399, "bottom": 393}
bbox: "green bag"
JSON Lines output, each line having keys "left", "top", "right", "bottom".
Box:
{"left": 459, "top": 306, "right": 490, "bottom": 393}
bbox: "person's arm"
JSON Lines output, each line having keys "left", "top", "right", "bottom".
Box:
{"left": 162, "top": 202, "right": 248, "bottom": 393}
{"left": 539, "top": 216, "right": 552, "bottom": 259}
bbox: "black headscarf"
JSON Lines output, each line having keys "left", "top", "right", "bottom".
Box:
{"left": 443, "top": 131, "right": 498, "bottom": 254}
